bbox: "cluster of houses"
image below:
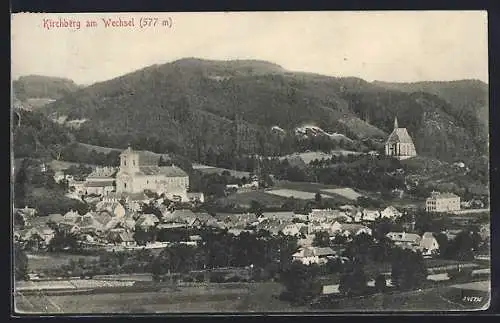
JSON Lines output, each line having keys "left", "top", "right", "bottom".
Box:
{"left": 289, "top": 231, "right": 443, "bottom": 266}
{"left": 13, "top": 201, "right": 401, "bottom": 251}
{"left": 14, "top": 198, "right": 218, "bottom": 251}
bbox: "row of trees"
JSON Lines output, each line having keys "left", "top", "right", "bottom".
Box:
{"left": 36, "top": 228, "right": 301, "bottom": 281}
{"left": 280, "top": 247, "right": 429, "bottom": 305}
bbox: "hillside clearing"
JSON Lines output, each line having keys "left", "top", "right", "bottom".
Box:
{"left": 266, "top": 189, "right": 328, "bottom": 200}
{"left": 321, "top": 188, "right": 363, "bottom": 200}
{"left": 218, "top": 191, "right": 287, "bottom": 208}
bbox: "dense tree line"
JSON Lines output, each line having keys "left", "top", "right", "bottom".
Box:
{"left": 391, "top": 248, "right": 428, "bottom": 290}
{"left": 14, "top": 158, "right": 89, "bottom": 215}
{"left": 13, "top": 110, "right": 73, "bottom": 161}
{"left": 60, "top": 143, "right": 121, "bottom": 166}
{"left": 312, "top": 155, "right": 405, "bottom": 192}
{"left": 280, "top": 262, "right": 322, "bottom": 305}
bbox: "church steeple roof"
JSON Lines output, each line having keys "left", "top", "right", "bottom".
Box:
{"left": 394, "top": 117, "right": 399, "bottom": 129}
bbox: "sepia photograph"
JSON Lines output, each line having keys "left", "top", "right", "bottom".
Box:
{"left": 11, "top": 11, "right": 490, "bottom": 314}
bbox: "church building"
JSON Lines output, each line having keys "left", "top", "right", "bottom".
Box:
{"left": 385, "top": 117, "right": 417, "bottom": 160}
{"left": 115, "top": 147, "right": 190, "bottom": 201}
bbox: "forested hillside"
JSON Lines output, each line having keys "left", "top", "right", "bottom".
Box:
{"left": 24, "top": 58, "right": 488, "bottom": 163}
{"left": 13, "top": 75, "right": 82, "bottom": 101}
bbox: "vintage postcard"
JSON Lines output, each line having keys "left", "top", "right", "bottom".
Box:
{"left": 11, "top": 11, "right": 490, "bottom": 314}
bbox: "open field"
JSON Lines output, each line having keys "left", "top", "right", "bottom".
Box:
{"left": 16, "top": 279, "right": 135, "bottom": 292}
{"left": 266, "top": 189, "right": 328, "bottom": 200}
{"left": 321, "top": 188, "right": 363, "bottom": 200}
{"left": 48, "top": 160, "right": 96, "bottom": 172}
{"left": 77, "top": 143, "right": 123, "bottom": 154}
{"left": 279, "top": 150, "right": 362, "bottom": 164}
{"left": 15, "top": 279, "right": 490, "bottom": 314}
{"left": 315, "top": 283, "right": 490, "bottom": 311}
{"left": 266, "top": 187, "right": 356, "bottom": 204}
{"left": 274, "top": 180, "right": 340, "bottom": 192}
{"left": 193, "top": 165, "right": 252, "bottom": 179}
{"left": 451, "top": 208, "right": 490, "bottom": 215}
{"left": 273, "top": 181, "right": 354, "bottom": 203}
{"left": 220, "top": 191, "right": 288, "bottom": 207}
{"left": 27, "top": 253, "right": 100, "bottom": 272}
{"left": 14, "top": 282, "right": 309, "bottom": 314}
{"left": 25, "top": 98, "right": 56, "bottom": 108}
{"left": 77, "top": 143, "right": 170, "bottom": 159}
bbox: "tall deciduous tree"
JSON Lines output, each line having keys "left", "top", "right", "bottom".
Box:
{"left": 280, "top": 262, "right": 321, "bottom": 305}
{"left": 339, "top": 263, "right": 368, "bottom": 296}
{"left": 391, "top": 249, "right": 428, "bottom": 290}
{"left": 14, "top": 244, "right": 29, "bottom": 281}
{"left": 312, "top": 231, "right": 330, "bottom": 248}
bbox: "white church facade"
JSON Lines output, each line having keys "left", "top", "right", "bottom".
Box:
{"left": 115, "top": 147, "right": 190, "bottom": 202}
{"left": 385, "top": 117, "right": 417, "bottom": 160}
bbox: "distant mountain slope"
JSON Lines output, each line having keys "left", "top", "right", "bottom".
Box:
{"left": 372, "top": 80, "right": 488, "bottom": 140}
{"left": 13, "top": 75, "right": 82, "bottom": 102}
{"left": 38, "top": 58, "right": 487, "bottom": 162}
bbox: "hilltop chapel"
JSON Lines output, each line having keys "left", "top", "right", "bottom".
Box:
{"left": 384, "top": 117, "right": 417, "bottom": 160}
{"left": 115, "top": 146, "right": 190, "bottom": 201}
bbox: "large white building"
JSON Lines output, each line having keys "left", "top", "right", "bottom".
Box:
{"left": 425, "top": 191, "right": 461, "bottom": 213}
{"left": 115, "top": 147, "right": 190, "bottom": 202}
{"left": 385, "top": 117, "right": 417, "bottom": 160}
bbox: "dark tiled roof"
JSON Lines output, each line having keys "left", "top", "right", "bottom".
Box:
{"left": 314, "top": 247, "right": 336, "bottom": 256}
{"left": 111, "top": 192, "right": 148, "bottom": 201}
{"left": 85, "top": 180, "right": 114, "bottom": 187}
{"left": 118, "top": 231, "right": 135, "bottom": 242}
{"left": 135, "top": 165, "right": 188, "bottom": 177}
{"left": 386, "top": 128, "right": 415, "bottom": 145}
{"left": 428, "top": 192, "right": 460, "bottom": 199}
{"left": 136, "top": 214, "right": 160, "bottom": 226}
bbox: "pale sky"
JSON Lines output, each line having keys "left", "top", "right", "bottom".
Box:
{"left": 11, "top": 11, "right": 488, "bottom": 85}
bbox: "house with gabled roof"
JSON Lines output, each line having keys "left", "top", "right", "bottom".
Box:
{"left": 292, "top": 246, "right": 336, "bottom": 265}
{"left": 105, "top": 214, "right": 136, "bottom": 232}
{"left": 381, "top": 206, "right": 402, "bottom": 219}
{"left": 108, "top": 229, "right": 136, "bottom": 246}
{"left": 136, "top": 213, "right": 160, "bottom": 230}
{"left": 308, "top": 209, "right": 344, "bottom": 222}
{"left": 355, "top": 209, "right": 380, "bottom": 222}
{"left": 419, "top": 232, "right": 440, "bottom": 257}
{"left": 74, "top": 213, "right": 105, "bottom": 234}
{"left": 335, "top": 223, "right": 372, "bottom": 237}
{"left": 95, "top": 201, "right": 126, "bottom": 218}
{"left": 386, "top": 231, "right": 421, "bottom": 250}
{"left": 282, "top": 223, "right": 304, "bottom": 236}
{"left": 261, "top": 211, "right": 296, "bottom": 223}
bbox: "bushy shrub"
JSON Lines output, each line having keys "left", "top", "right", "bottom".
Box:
{"left": 194, "top": 273, "right": 205, "bottom": 282}
{"left": 224, "top": 275, "right": 244, "bottom": 283}
{"left": 182, "top": 275, "right": 194, "bottom": 282}
{"left": 448, "top": 267, "right": 473, "bottom": 282}
{"left": 209, "top": 272, "right": 226, "bottom": 283}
